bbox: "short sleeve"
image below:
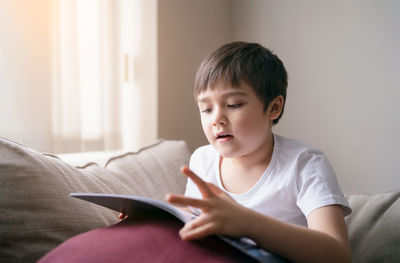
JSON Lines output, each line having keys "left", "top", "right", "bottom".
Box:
{"left": 184, "top": 145, "right": 219, "bottom": 216}
{"left": 184, "top": 150, "right": 202, "bottom": 199}
{"left": 184, "top": 146, "right": 216, "bottom": 200}
{"left": 296, "top": 150, "right": 351, "bottom": 218}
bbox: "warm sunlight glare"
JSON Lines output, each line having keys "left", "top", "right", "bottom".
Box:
{"left": 120, "top": 0, "right": 142, "bottom": 149}
{"left": 77, "top": 0, "right": 101, "bottom": 140}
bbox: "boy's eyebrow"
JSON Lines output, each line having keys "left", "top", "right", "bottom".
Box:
{"left": 197, "top": 90, "right": 248, "bottom": 103}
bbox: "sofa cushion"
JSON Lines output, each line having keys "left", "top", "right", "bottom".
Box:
{"left": 104, "top": 142, "right": 189, "bottom": 200}
{"left": 0, "top": 137, "right": 190, "bottom": 262}
{"left": 345, "top": 190, "right": 400, "bottom": 263}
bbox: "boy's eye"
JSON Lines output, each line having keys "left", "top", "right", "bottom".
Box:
{"left": 201, "top": 108, "right": 212, "bottom": 113}
{"left": 227, "top": 103, "right": 243, "bottom": 109}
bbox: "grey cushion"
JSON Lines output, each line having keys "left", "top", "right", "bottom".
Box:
{"left": 0, "top": 137, "right": 190, "bottom": 263}
{"left": 345, "top": 190, "right": 400, "bottom": 263}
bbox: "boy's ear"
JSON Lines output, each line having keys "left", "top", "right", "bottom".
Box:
{"left": 268, "top": 96, "right": 284, "bottom": 120}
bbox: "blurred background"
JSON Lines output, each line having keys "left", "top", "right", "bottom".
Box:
{"left": 0, "top": 0, "right": 399, "bottom": 194}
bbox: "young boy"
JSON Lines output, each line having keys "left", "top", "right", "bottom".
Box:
{"left": 165, "top": 42, "right": 352, "bottom": 262}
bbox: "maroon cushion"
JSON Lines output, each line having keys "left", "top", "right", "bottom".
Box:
{"left": 38, "top": 215, "right": 256, "bottom": 263}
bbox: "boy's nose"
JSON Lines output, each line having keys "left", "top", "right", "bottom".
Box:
{"left": 212, "top": 110, "right": 227, "bottom": 126}
{"left": 213, "top": 119, "right": 226, "bottom": 126}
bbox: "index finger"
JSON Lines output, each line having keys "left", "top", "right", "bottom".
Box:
{"left": 165, "top": 193, "right": 210, "bottom": 210}
{"left": 181, "top": 165, "right": 213, "bottom": 198}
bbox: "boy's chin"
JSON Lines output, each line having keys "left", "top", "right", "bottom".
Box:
{"left": 212, "top": 144, "right": 240, "bottom": 159}
{"left": 219, "top": 153, "right": 238, "bottom": 159}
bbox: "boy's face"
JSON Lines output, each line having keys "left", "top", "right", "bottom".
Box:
{"left": 197, "top": 81, "right": 281, "bottom": 159}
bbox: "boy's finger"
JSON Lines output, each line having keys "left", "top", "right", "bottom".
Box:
{"left": 180, "top": 221, "right": 217, "bottom": 241}
{"left": 181, "top": 165, "right": 213, "bottom": 198}
{"left": 206, "top": 182, "right": 224, "bottom": 195}
{"left": 165, "top": 193, "right": 210, "bottom": 210}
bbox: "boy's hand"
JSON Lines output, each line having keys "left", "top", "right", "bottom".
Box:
{"left": 165, "top": 165, "right": 249, "bottom": 241}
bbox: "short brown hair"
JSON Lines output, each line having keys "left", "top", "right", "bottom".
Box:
{"left": 194, "top": 41, "right": 288, "bottom": 124}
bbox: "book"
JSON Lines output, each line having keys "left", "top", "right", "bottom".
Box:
{"left": 70, "top": 193, "right": 288, "bottom": 263}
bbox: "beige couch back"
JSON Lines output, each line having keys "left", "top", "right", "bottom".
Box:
{"left": 0, "top": 137, "right": 191, "bottom": 262}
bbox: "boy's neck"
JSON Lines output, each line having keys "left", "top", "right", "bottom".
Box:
{"left": 219, "top": 133, "right": 274, "bottom": 193}
{"left": 225, "top": 133, "right": 274, "bottom": 169}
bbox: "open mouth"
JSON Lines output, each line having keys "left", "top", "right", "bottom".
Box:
{"left": 216, "top": 134, "right": 233, "bottom": 139}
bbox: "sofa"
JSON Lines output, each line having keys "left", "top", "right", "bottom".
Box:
{"left": 0, "top": 136, "right": 399, "bottom": 262}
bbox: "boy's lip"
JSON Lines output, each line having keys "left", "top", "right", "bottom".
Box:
{"left": 215, "top": 132, "right": 233, "bottom": 140}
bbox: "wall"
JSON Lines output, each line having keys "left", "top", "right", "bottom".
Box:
{"left": 232, "top": 0, "right": 400, "bottom": 193}
{"left": 0, "top": 0, "right": 52, "bottom": 151}
{"left": 157, "top": 0, "right": 232, "bottom": 151}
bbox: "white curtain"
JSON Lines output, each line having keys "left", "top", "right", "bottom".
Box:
{"left": 51, "top": 0, "right": 122, "bottom": 153}
{"left": 0, "top": 0, "right": 156, "bottom": 153}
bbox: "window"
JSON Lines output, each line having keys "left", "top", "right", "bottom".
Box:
{"left": 51, "top": 0, "right": 122, "bottom": 152}
{"left": 0, "top": 0, "right": 157, "bottom": 153}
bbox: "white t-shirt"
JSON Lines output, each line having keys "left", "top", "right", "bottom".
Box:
{"left": 185, "top": 134, "right": 351, "bottom": 227}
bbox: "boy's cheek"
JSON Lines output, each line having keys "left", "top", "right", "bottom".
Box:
{"left": 204, "top": 131, "right": 214, "bottom": 144}
{"left": 201, "top": 119, "right": 211, "bottom": 134}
